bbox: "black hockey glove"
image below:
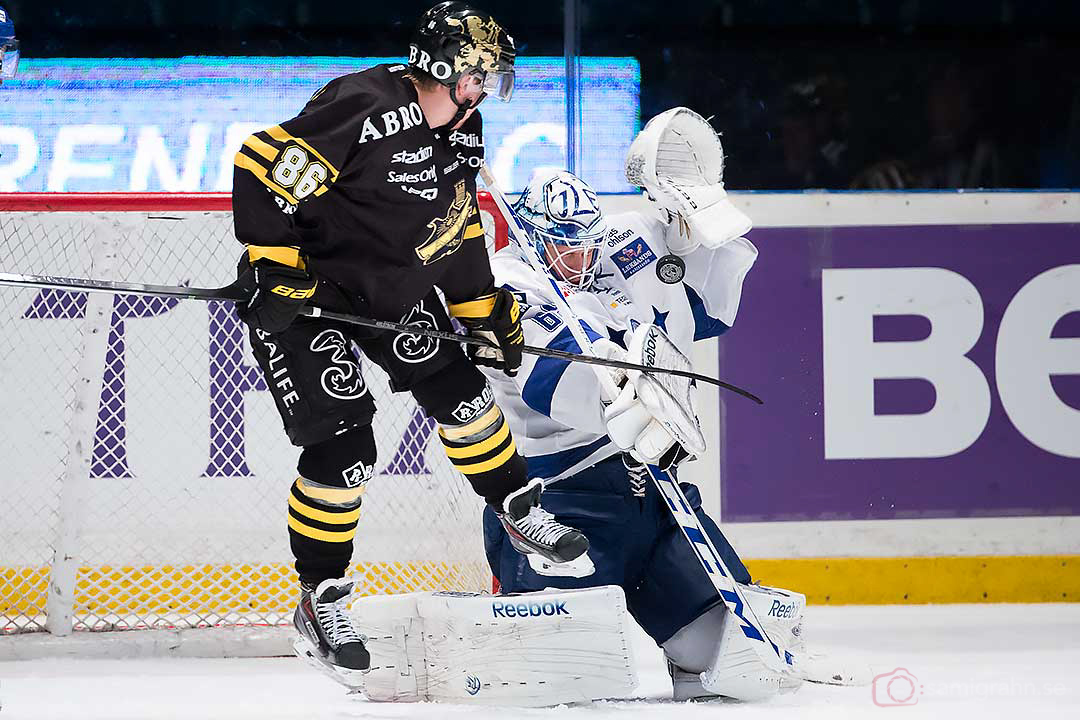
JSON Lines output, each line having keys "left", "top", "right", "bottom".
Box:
{"left": 623, "top": 442, "right": 692, "bottom": 481}
{"left": 235, "top": 257, "right": 317, "bottom": 334}
{"left": 657, "top": 442, "right": 693, "bottom": 472}
{"left": 448, "top": 287, "right": 524, "bottom": 377}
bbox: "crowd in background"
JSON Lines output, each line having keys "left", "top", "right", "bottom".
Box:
{"left": 6, "top": 0, "right": 1079, "bottom": 190}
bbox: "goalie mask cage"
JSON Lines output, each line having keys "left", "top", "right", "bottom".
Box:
{"left": 0, "top": 192, "right": 503, "bottom": 658}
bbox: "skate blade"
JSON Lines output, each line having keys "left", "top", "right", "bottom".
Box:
{"left": 528, "top": 550, "right": 596, "bottom": 578}
{"left": 292, "top": 637, "right": 368, "bottom": 691}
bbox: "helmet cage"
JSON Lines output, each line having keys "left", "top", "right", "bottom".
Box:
{"left": 520, "top": 217, "right": 606, "bottom": 290}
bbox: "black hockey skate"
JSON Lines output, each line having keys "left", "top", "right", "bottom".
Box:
{"left": 497, "top": 478, "right": 594, "bottom": 577}
{"left": 293, "top": 578, "right": 370, "bottom": 689}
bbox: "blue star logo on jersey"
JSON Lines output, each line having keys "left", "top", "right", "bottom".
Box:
{"left": 652, "top": 307, "right": 670, "bottom": 332}
{"left": 611, "top": 236, "right": 657, "bottom": 279}
{"left": 607, "top": 326, "right": 627, "bottom": 349}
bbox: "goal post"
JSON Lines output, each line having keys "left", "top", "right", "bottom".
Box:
{"left": 0, "top": 192, "right": 504, "bottom": 657}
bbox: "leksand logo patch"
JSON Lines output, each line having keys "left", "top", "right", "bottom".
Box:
{"left": 611, "top": 237, "right": 657, "bottom": 279}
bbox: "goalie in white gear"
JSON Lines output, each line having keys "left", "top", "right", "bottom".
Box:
{"left": 480, "top": 143, "right": 806, "bottom": 701}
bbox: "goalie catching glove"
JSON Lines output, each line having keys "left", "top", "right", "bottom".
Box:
{"left": 601, "top": 324, "right": 706, "bottom": 469}
{"left": 625, "top": 107, "right": 752, "bottom": 257}
{"left": 235, "top": 246, "right": 317, "bottom": 334}
{"left": 448, "top": 287, "right": 524, "bottom": 377}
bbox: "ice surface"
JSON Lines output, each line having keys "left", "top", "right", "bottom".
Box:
{"left": 2, "top": 604, "right": 1077, "bottom": 720}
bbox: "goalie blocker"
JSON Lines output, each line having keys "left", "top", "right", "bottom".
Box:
{"left": 604, "top": 323, "right": 707, "bottom": 467}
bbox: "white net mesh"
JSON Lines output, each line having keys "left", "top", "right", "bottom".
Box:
{"left": 0, "top": 194, "right": 495, "bottom": 638}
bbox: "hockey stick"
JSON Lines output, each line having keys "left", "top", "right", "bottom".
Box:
{"left": 0, "top": 271, "right": 754, "bottom": 395}
{"left": 479, "top": 164, "right": 796, "bottom": 679}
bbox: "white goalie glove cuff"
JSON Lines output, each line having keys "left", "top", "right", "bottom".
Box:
{"left": 665, "top": 194, "right": 753, "bottom": 256}
{"left": 626, "top": 106, "right": 753, "bottom": 256}
{"left": 603, "top": 381, "right": 677, "bottom": 464}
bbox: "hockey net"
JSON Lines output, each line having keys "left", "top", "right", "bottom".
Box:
{"left": 0, "top": 192, "right": 505, "bottom": 655}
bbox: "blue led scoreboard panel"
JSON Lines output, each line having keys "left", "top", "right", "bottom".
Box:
{"left": 0, "top": 57, "right": 639, "bottom": 193}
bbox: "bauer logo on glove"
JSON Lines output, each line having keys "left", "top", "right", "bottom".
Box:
{"left": 270, "top": 283, "right": 317, "bottom": 300}
{"left": 235, "top": 248, "right": 318, "bottom": 334}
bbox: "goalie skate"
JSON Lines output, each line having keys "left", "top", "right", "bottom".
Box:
{"left": 293, "top": 578, "right": 370, "bottom": 690}
{"left": 497, "top": 478, "right": 594, "bottom": 577}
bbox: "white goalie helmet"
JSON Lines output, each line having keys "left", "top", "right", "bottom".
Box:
{"left": 512, "top": 170, "right": 607, "bottom": 289}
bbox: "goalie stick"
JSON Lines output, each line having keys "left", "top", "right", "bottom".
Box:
{"left": 0, "top": 271, "right": 759, "bottom": 399}
{"left": 479, "top": 163, "right": 798, "bottom": 682}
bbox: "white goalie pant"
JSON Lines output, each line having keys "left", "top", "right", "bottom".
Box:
{"left": 663, "top": 583, "right": 805, "bottom": 702}
{"left": 350, "top": 586, "right": 638, "bottom": 706}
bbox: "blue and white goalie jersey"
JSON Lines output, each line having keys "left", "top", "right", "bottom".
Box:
{"left": 484, "top": 208, "right": 758, "bottom": 483}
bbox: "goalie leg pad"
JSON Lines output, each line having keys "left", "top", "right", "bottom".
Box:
{"left": 740, "top": 583, "right": 806, "bottom": 657}
{"left": 699, "top": 602, "right": 788, "bottom": 701}
{"left": 740, "top": 584, "right": 870, "bottom": 687}
{"left": 664, "top": 596, "right": 792, "bottom": 702}
{"left": 350, "top": 586, "right": 638, "bottom": 706}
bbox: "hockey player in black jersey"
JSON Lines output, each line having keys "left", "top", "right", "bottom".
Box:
{"left": 229, "top": 2, "right": 588, "bottom": 686}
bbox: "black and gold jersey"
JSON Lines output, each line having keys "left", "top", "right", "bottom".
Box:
{"left": 232, "top": 63, "right": 493, "bottom": 320}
